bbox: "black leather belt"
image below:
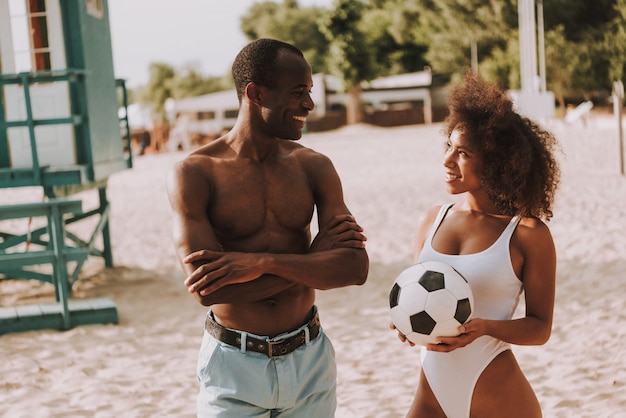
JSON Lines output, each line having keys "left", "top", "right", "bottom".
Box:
{"left": 204, "top": 310, "right": 321, "bottom": 358}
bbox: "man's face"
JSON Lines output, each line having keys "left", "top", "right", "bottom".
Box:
{"left": 258, "top": 50, "right": 314, "bottom": 140}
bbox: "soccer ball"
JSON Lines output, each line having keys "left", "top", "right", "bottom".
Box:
{"left": 389, "top": 261, "right": 474, "bottom": 346}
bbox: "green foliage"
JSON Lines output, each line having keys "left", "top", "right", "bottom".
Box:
{"left": 479, "top": 36, "right": 519, "bottom": 90}
{"left": 360, "top": 2, "right": 429, "bottom": 75}
{"left": 234, "top": 0, "right": 625, "bottom": 106}
{"left": 135, "top": 0, "right": 626, "bottom": 120}
{"left": 534, "top": 0, "right": 620, "bottom": 96}
{"left": 136, "top": 62, "right": 232, "bottom": 122}
{"left": 543, "top": 0, "right": 618, "bottom": 43}
{"left": 319, "top": 0, "right": 376, "bottom": 87}
{"left": 543, "top": 26, "right": 579, "bottom": 107}
{"left": 409, "top": 0, "right": 622, "bottom": 99}
{"left": 240, "top": 1, "right": 330, "bottom": 73}
{"left": 604, "top": 0, "right": 626, "bottom": 82}
{"left": 138, "top": 63, "right": 175, "bottom": 119}
{"left": 411, "top": 0, "right": 516, "bottom": 78}
{"left": 169, "top": 64, "right": 233, "bottom": 99}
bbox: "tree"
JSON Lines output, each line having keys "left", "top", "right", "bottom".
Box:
{"left": 138, "top": 63, "right": 175, "bottom": 120}
{"left": 479, "top": 34, "right": 519, "bottom": 89}
{"left": 136, "top": 62, "right": 233, "bottom": 123}
{"left": 360, "top": 0, "right": 429, "bottom": 75}
{"left": 543, "top": 0, "right": 617, "bottom": 43}
{"left": 412, "top": 0, "right": 620, "bottom": 100}
{"left": 240, "top": 0, "right": 331, "bottom": 73}
{"left": 134, "top": 0, "right": 625, "bottom": 126}
{"left": 319, "top": 0, "right": 377, "bottom": 124}
{"left": 410, "top": 0, "right": 515, "bottom": 81}
{"left": 530, "top": 0, "right": 618, "bottom": 96}
{"left": 604, "top": 0, "right": 626, "bottom": 83}
{"left": 170, "top": 64, "right": 232, "bottom": 100}
{"left": 240, "top": 0, "right": 433, "bottom": 124}
{"left": 543, "top": 26, "right": 580, "bottom": 108}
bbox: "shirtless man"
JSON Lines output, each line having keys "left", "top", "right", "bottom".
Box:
{"left": 166, "top": 38, "right": 369, "bottom": 417}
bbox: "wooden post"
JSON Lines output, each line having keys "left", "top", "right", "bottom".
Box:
{"left": 471, "top": 41, "right": 478, "bottom": 74}
{"left": 518, "top": 0, "right": 537, "bottom": 94}
{"left": 614, "top": 81, "right": 624, "bottom": 176}
{"left": 537, "top": 0, "right": 547, "bottom": 93}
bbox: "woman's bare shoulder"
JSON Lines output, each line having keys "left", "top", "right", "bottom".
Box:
{"left": 514, "top": 216, "right": 555, "bottom": 253}
{"left": 517, "top": 216, "right": 551, "bottom": 235}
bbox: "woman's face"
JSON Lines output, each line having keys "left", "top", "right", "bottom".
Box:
{"left": 443, "top": 128, "right": 484, "bottom": 195}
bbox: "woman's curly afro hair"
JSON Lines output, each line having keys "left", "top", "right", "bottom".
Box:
{"left": 444, "top": 71, "right": 560, "bottom": 221}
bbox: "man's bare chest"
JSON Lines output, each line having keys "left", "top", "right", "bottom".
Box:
{"left": 208, "top": 162, "right": 315, "bottom": 240}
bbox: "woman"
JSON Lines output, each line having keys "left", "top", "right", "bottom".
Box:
{"left": 397, "top": 72, "right": 560, "bottom": 418}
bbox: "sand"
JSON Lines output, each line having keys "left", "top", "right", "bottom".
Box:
{"left": 1, "top": 114, "right": 625, "bottom": 417}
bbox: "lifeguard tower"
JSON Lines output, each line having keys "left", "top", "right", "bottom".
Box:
{"left": 0, "top": 0, "right": 131, "bottom": 333}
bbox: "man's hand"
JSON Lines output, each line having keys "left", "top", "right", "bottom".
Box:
{"left": 181, "top": 214, "right": 367, "bottom": 297}
{"left": 309, "top": 214, "right": 367, "bottom": 253}
{"left": 183, "top": 250, "right": 262, "bottom": 296}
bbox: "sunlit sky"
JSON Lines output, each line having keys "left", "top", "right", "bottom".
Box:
{"left": 108, "top": 0, "right": 333, "bottom": 88}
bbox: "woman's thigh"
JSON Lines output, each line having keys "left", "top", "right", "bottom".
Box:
{"left": 471, "top": 350, "right": 541, "bottom": 418}
{"left": 406, "top": 370, "right": 447, "bottom": 418}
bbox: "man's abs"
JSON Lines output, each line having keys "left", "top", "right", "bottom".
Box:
{"left": 210, "top": 285, "right": 316, "bottom": 337}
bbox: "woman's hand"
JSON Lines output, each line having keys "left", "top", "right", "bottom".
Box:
{"left": 390, "top": 322, "right": 416, "bottom": 347}
{"left": 426, "top": 318, "right": 486, "bottom": 352}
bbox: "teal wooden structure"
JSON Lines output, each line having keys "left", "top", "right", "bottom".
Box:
{"left": 0, "top": 0, "right": 131, "bottom": 333}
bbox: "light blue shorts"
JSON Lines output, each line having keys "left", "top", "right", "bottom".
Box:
{"left": 196, "top": 311, "right": 337, "bottom": 417}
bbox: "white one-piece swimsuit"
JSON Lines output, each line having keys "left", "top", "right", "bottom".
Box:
{"left": 418, "top": 203, "right": 523, "bottom": 418}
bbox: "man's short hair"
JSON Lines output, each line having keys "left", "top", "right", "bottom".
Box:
{"left": 232, "top": 38, "right": 304, "bottom": 101}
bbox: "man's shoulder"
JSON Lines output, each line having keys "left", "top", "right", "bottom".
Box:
{"left": 190, "top": 138, "right": 231, "bottom": 158}
{"left": 169, "top": 141, "right": 226, "bottom": 180}
{"left": 282, "top": 141, "right": 330, "bottom": 163}
{"left": 173, "top": 140, "right": 232, "bottom": 172}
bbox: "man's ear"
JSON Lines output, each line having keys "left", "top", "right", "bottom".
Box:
{"left": 245, "top": 82, "right": 263, "bottom": 106}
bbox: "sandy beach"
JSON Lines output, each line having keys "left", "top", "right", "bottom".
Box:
{"left": 1, "top": 114, "right": 625, "bottom": 417}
